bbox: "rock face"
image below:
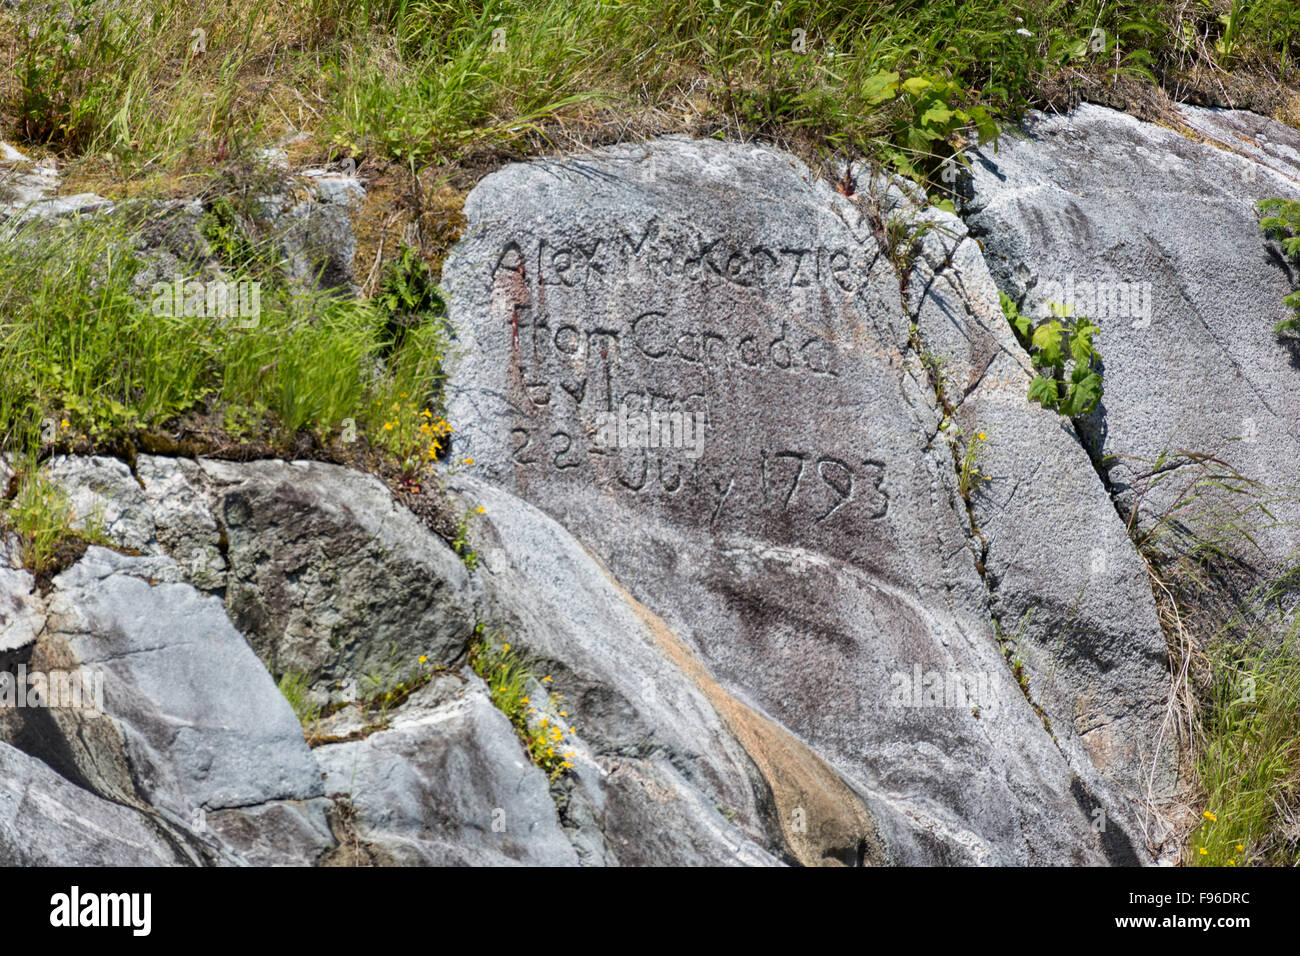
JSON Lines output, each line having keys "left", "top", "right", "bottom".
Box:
{"left": 11, "top": 104, "right": 1298, "bottom": 867}
{"left": 314, "top": 672, "right": 581, "bottom": 867}
{"left": 4, "top": 455, "right": 889, "bottom": 866}
{"left": 965, "top": 103, "right": 1300, "bottom": 571}
{"left": 443, "top": 136, "right": 1162, "bottom": 863}
{"left": 453, "top": 472, "right": 876, "bottom": 866}
{"left": 905, "top": 192, "right": 1176, "bottom": 807}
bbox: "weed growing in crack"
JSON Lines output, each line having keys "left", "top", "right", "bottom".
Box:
{"left": 469, "top": 625, "right": 577, "bottom": 782}
{"left": 958, "top": 430, "right": 991, "bottom": 501}
{"left": 1000, "top": 292, "right": 1103, "bottom": 418}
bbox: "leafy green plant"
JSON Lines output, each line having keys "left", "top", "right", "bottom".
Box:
{"left": 1001, "top": 292, "right": 1104, "bottom": 417}
{"left": 862, "top": 70, "right": 998, "bottom": 182}
{"left": 1256, "top": 198, "right": 1300, "bottom": 337}
{"left": 8, "top": 0, "right": 105, "bottom": 149}
{"left": 451, "top": 506, "right": 483, "bottom": 571}
{"left": 376, "top": 244, "right": 447, "bottom": 350}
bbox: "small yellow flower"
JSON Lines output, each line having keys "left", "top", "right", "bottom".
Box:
{"left": 521, "top": 697, "right": 530, "bottom": 706}
{"left": 462, "top": 457, "right": 475, "bottom": 466}
{"left": 383, "top": 422, "right": 394, "bottom": 431}
{"left": 542, "top": 675, "right": 552, "bottom": 683}
{"left": 1199, "top": 847, "right": 1208, "bottom": 855}
{"left": 559, "top": 711, "right": 567, "bottom": 718}
{"left": 418, "top": 655, "right": 427, "bottom": 664}
{"left": 1236, "top": 844, "right": 1244, "bottom": 852}
{"left": 60, "top": 419, "right": 69, "bottom": 428}
{"left": 1228, "top": 860, "right": 1236, "bottom": 866}
{"left": 503, "top": 643, "right": 510, "bottom": 652}
{"left": 977, "top": 432, "right": 986, "bottom": 441}
{"left": 476, "top": 506, "right": 485, "bottom": 514}
{"left": 1204, "top": 811, "right": 1217, "bottom": 822}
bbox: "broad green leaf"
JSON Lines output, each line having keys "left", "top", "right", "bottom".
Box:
{"left": 1063, "top": 370, "right": 1103, "bottom": 416}
{"left": 1031, "top": 320, "right": 1064, "bottom": 366}
{"left": 862, "top": 71, "right": 900, "bottom": 104}
{"left": 1028, "top": 375, "right": 1060, "bottom": 409}
{"left": 1070, "top": 321, "right": 1100, "bottom": 364}
{"left": 970, "top": 106, "right": 999, "bottom": 145}
{"left": 921, "top": 103, "right": 955, "bottom": 128}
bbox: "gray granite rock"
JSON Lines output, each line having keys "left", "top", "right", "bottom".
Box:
{"left": 453, "top": 473, "right": 851, "bottom": 866}
{"left": 42, "top": 547, "right": 323, "bottom": 817}
{"left": 0, "top": 742, "right": 193, "bottom": 866}
{"left": 192, "top": 458, "right": 477, "bottom": 700}
{"left": 443, "top": 135, "right": 1147, "bottom": 864}
{"left": 315, "top": 672, "right": 579, "bottom": 866}
{"left": 43, "top": 455, "right": 154, "bottom": 552}
{"left": 965, "top": 103, "right": 1300, "bottom": 571}
{"left": 906, "top": 200, "right": 1177, "bottom": 813}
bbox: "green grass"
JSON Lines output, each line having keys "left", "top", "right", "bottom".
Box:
{"left": 0, "top": 211, "right": 451, "bottom": 467}
{"left": 1117, "top": 440, "right": 1300, "bottom": 864}
{"left": 277, "top": 669, "right": 323, "bottom": 727}
{"left": 2, "top": 467, "right": 108, "bottom": 576}
{"left": 5, "top": 1, "right": 1300, "bottom": 188}
{"left": 1191, "top": 596, "right": 1300, "bottom": 867}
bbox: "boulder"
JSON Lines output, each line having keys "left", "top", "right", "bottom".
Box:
{"left": 443, "top": 135, "right": 1151, "bottom": 863}
{"left": 315, "top": 672, "right": 580, "bottom": 866}
{"left": 965, "top": 103, "right": 1300, "bottom": 572}
{"left": 905, "top": 193, "right": 1177, "bottom": 810}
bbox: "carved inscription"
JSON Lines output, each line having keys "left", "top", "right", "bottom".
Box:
{"left": 485, "top": 221, "right": 892, "bottom": 536}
